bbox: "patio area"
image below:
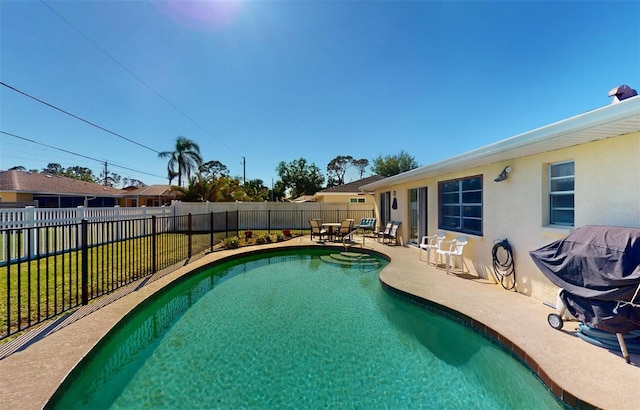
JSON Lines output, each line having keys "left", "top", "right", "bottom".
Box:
{"left": 0, "top": 235, "right": 637, "bottom": 409}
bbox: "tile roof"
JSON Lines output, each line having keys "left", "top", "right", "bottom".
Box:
{"left": 1, "top": 170, "right": 125, "bottom": 196}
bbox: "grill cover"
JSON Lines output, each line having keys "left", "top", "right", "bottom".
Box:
{"left": 530, "top": 225, "right": 640, "bottom": 333}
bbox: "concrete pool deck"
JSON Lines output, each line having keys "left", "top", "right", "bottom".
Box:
{"left": 0, "top": 235, "right": 637, "bottom": 409}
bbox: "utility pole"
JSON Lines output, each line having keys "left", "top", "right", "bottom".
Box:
{"left": 242, "top": 156, "right": 246, "bottom": 185}
{"left": 103, "top": 161, "right": 108, "bottom": 186}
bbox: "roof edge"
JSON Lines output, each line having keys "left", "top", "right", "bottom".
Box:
{"left": 361, "top": 96, "right": 640, "bottom": 191}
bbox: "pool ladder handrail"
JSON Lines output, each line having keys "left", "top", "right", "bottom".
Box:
{"left": 343, "top": 227, "right": 366, "bottom": 250}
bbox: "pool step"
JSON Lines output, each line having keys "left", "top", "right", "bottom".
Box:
{"left": 320, "top": 252, "right": 381, "bottom": 267}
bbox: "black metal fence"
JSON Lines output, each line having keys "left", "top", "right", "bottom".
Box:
{"left": 0, "top": 208, "right": 373, "bottom": 340}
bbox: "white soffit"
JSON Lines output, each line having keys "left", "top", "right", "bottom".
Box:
{"left": 362, "top": 96, "right": 640, "bottom": 190}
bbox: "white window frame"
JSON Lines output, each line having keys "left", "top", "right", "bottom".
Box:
{"left": 549, "top": 161, "right": 575, "bottom": 226}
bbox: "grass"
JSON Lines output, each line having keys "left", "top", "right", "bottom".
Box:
{"left": 0, "top": 232, "right": 212, "bottom": 339}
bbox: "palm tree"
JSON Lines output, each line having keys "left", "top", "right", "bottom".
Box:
{"left": 158, "top": 136, "right": 203, "bottom": 187}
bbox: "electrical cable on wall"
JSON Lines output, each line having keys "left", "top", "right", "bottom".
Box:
{"left": 492, "top": 238, "right": 516, "bottom": 290}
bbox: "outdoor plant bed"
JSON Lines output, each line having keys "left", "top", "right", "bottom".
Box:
{"left": 216, "top": 233, "right": 301, "bottom": 250}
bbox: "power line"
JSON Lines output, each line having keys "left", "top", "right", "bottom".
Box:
{"left": 40, "top": 0, "right": 244, "bottom": 159}
{"left": 0, "top": 130, "right": 166, "bottom": 179}
{"left": 0, "top": 81, "right": 162, "bottom": 154}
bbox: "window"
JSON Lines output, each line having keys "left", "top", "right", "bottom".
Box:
{"left": 349, "top": 197, "right": 365, "bottom": 203}
{"left": 438, "top": 175, "right": 483, "bottom": 235}
{"left": 549, "top": 161, "right": 574, "bottom": 226}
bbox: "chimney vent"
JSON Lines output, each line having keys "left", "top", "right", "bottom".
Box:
{"left": 608, "top": 84, "right": 637, "bottom": 103}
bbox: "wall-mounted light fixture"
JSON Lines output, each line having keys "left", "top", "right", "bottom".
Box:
{"left": 494, "top": 166, "right": 512, "bottom": 182}
{"left": 391, "top": 190, "right": 398, "bottom": 209}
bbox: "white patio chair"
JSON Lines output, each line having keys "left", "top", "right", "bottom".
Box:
{"left": 436, "top": 236, "right": 468, "bottom": 274}
{"left": 419, "top": 230, "right": 446, "bottom": 264}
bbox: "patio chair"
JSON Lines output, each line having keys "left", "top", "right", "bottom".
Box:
{"left": 309, "top": 219, "right": 328, "bottom": 242}
{"left": 356, "top": 217, "right": 377, "bottom": 236}
{"left": 375, "top": 221, "right": 393, "bottom": 243}
{"left": 382, "top": 221, "right": 401, "bottom": 245}
{"left": 336, "top": 219, "right": 355, "bottom": 242}
{"left": 436, "top": 236, "right": 468, "bottom": 274}
{"left": 419, "top": 230, "right": 447, "bottom": 264}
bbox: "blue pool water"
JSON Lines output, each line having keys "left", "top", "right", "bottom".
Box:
{"left": 49, "top": 249, "right": 561, "bottom": 409}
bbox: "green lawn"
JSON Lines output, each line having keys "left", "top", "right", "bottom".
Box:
{"left": 0, "top": 232, "right": 216, "bottom": 339}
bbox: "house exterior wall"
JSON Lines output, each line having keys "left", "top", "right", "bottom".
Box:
{"left": 0, "top": 192, "right": 32, "bottom": 202}
{"left": 315, "top": 193, "right": 373, "bottom": 203}
{"left": 371, "top": 131, "right": 640, "bottom": 304}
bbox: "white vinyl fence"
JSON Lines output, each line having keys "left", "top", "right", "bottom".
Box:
{"left": 0, "top": 205, "right": 174, "bottom": 230}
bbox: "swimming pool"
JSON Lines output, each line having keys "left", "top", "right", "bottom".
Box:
{"left": 48, "top": 248, "right": 561, "bottom": 409}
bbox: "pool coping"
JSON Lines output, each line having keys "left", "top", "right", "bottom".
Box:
{"left": 0, "top": 237, "right": 637, "bottom": 409}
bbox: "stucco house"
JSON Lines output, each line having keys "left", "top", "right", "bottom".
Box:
{"left": 0, "top": 170, "right": 173, "bottom": 208}
{"left": 313, "top": 175, "right": 384, "bottom": 203}
{"left": 360, "top": 91, "right": 639, "bottom": 305}
{"left": 120, "top": 184, "right": 177, "bottom": 207}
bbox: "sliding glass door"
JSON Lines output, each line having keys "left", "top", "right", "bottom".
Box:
{"left": 408, "top": 187, "right": 427, "bottom": 245}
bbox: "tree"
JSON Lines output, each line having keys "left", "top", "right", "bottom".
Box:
{"left": 122, "top": 178, "right": 146, "bottom": 188}
{"left": 326, "top": 155, "right": 353, "bottom": 187}
{"left": 371, "top": 150, "right": 419, "bottom": 177}
{"left": 98, "top": 170, "right": 121, "bottom": 187}
{"left": 272, "top": 180, "right": 287, "bottom": 202}
{"left": 173, "top": 173, "right": 250, "bottom": 202}
{"left": 167, "top": 169, "right": 179, "bottom": 185}
{"left": 243, "top": 178, "right": 270, "bottom": 201}
{"left": 65, "top": 166, "right": 95, "bottom": 183}
{"left": 276, "top": 158, "right": 325, "bottom": 199}
{"left": 158, "top": 136, "right": 203, "bottom": 187}
{"left": 199, "top": 160, "right": 229, "bottom": 179}
{"left": 9, "top": 165, "right": 26, "bottom": 171}
{"left": 43, "top": 163, "right": 64, "bottom": 175}
{"left": 352, "top": 158, "right": 369, "bottom": 179}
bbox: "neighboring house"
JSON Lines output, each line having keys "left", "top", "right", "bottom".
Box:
{"left": 360, "top": 91, "right": 639, "bottom": 305}
{"left": 313, "top": 175, "right": 384, "bottom": 204}
{"left": 0, "top": 170, "right": 174, "bottom": 208}
{"left": 120, "top": 185, "right": 176, "bottom": 207}
{"left": 0, "top": 170, "right": 122, "bottom": 208}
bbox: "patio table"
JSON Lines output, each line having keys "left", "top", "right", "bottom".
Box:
{"left": 321, "top": 222, "right": 341, "bottom": 241}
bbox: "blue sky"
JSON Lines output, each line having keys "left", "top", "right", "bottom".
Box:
{"left": 1, "top": 1, "right": 639, "bottom": 187}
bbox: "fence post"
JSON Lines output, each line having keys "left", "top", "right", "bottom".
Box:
{"left": 81, "top": 219, "right": 89, "bottom": 306}
{"left": 141, "top": 206, "right": 147, "bottom": 237}
{"left": 225, "top": 211, "right": 229, "bottom": 238}
{"left": 188, "top": 213, "right": 193, "bottom": 259}
{"left": 210, "top": 212, "right": 214, "bottom": 249}
{"left": 268, "top": 209, "right": 271, "bottom": 234}
{"left": 115, "top": 206, "right": 121, "bottom": 241}
{"left": 25, "top": 206, "right": 37, "bottom": 259}
{"left": 151, "top": 215, "right": 157, "bottom": 274}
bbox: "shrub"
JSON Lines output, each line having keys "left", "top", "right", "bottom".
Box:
{"left": 220, "top": 236, "right": 240, "bottom": 249}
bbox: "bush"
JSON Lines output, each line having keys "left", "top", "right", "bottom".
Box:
{"left": 220, "top": 236, "right": 240, "bottom": 249}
